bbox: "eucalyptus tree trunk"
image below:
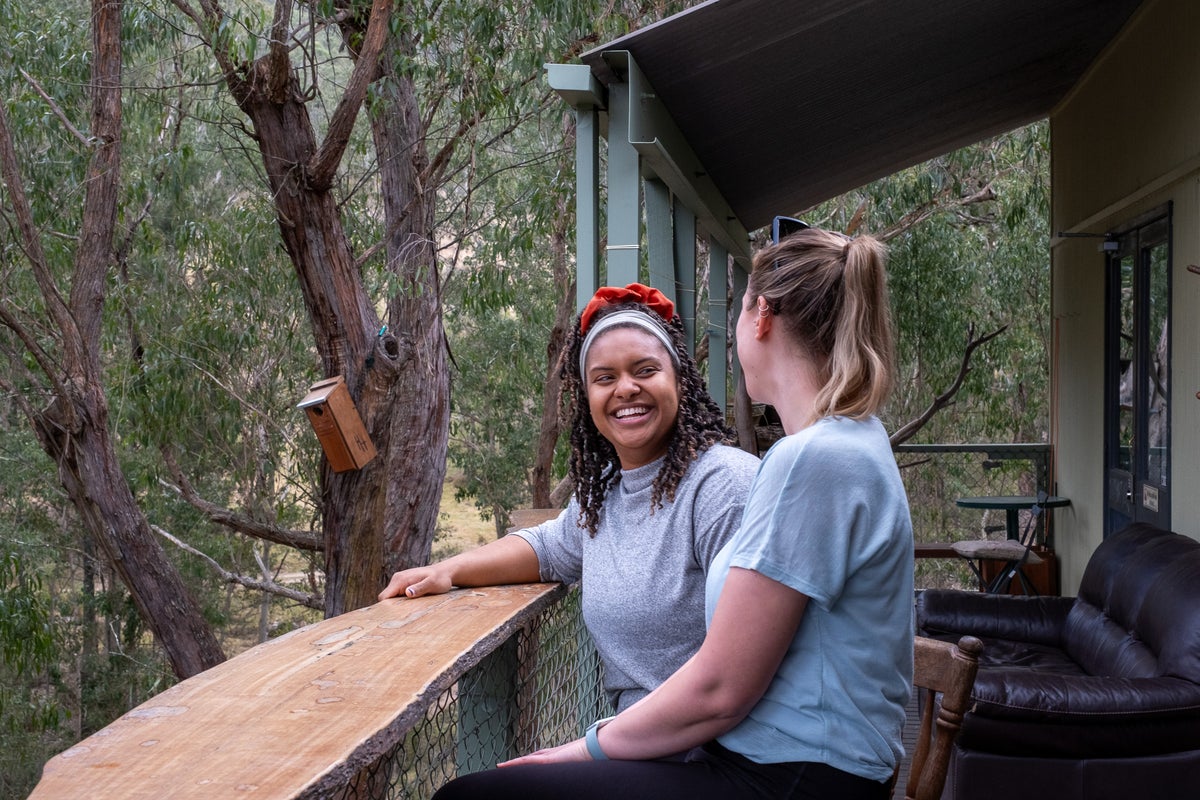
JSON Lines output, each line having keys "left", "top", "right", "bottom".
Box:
{"left": 364, "top": 43, "right": 450, "bottom": 592}
{"left": 31, "top": 393, "right": 227, "bottom": 676}
{"left": 0, "top": 0, "right": 225, "bottom": 678}
{"left": 204, "top": 0, "right": 446, "bottom": 614}
{"left": 531, "top": 174, "right": 576, "bottom": 509}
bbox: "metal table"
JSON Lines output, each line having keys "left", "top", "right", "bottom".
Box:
{"left": 952, "top": 495, "right": 1070, "bottom": 593}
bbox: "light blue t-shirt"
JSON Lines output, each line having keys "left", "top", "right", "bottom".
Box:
{"left": 705, "top": 416, "right": 914, "bottom": 783}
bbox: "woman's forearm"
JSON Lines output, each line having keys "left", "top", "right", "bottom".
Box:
{"left": 444, "top": 534, "right": 541, "bottom": 587}
{"left": 380, "top": 534, "right": 541, "bottom": 599}
{"left": 593, "top": 658, "right": 755, "bottom": 759}
{"left": 594, "top": 568, "right": 809, "bottom": 760}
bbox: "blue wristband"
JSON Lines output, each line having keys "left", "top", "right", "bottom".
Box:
{"left": 585, "top": 716, "right": 615, "bottom": 761}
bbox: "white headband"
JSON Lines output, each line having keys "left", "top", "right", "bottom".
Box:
{"left": 578, "top": 309, "right": 680, "bottom": 378}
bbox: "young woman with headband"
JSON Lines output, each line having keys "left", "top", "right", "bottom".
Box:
{"left": 435, "top": 228, "right": 913, "bottom": 800}
{"left": 380, "top": 283, "right": 760, "bottom": 713}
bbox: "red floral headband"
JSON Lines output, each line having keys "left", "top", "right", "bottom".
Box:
{"left": 578, "top": 283, "right": 676, "bottom": 334}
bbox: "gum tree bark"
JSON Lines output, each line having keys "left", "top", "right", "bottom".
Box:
{"left": 172, "top": 0, "right": 450, "bottom": 614}
{"left": 0, "top": 0, "right": 225, "bottom": 678}
{"left": 530, "top": 185, "right": 576, "bottom": 509}
{"left": 360, "top": 39, "right": 450, "bottom": 596}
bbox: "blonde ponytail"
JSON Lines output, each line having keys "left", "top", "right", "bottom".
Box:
{"left": 749, "top": 229, "right": 896, "bottom": 421}
{"left": 815, "top": 236, "right": 894, "bottom": 418}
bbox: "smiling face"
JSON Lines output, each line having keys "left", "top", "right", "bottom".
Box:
{"left": 583, "top": 325, "right": 681, "bottom": 469}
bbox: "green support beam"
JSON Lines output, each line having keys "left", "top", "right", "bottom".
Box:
{"left": 606, "top": 75, "right": 641, "bottom": 286}
{"left": 605, "top": 51, "right": 751, "bottom": 271}
{"left": 546, "top": 53, "right": 753, "bottom": 399}
{"left": 674, "top": 205, "right": 697, "bottom": 353}
{"left": 707, "top": 238, "right": 729, "bottom": 410}
{"left": 646, "top": 177, "right": 674, "bottom": 303}
{"left": 545, "top": 63, "right": 603, "bottom": 310}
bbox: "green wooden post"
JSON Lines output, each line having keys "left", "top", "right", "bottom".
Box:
{"left": 731, "top": 262, "right": 752, "bottom": 447}
{"left": 674, "top": 206, "right": 697, "bottom": 353}
{"left": 544, "top": 63, "right": 603, "bottom": 311}
{"left": 646, "top": 177, "right": 675, "bottom": 303}
{"left": 606, "top": 78, "right": 640, "bottom": 286}
{"left": 457, "top": 637, "right": 518, "bottom": 773}
{"left": 576, "top": 105, "right": 601, "bottom": 310}
{"left": 707, "top": 237, "right": 729, "bottom": 410}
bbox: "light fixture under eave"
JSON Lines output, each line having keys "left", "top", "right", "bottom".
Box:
{"left": 1055, "top": 230, "right": 1119, "bottom": 251}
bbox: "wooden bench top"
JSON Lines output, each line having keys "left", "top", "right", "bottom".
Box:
{"left": 914, "top": 542, "right": 959, "bottom": 559}
{"left": 31, "top": 583, "right": 566, "bottom": 800}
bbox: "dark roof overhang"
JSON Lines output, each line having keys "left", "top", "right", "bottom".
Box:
{"left": 580, "top": 0, "right": 1144, "bottom": 231}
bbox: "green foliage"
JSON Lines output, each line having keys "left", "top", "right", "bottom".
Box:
{"left": 0, "top": 434, "right": 71, "bottom": 798}
{"left": 0, "top": 1, "right": 1051, "bottom": 794}
{"left": 441, "top": 83, "right": 574, "bottom": 526}
{"left": 0, "top": 1, "right": 693, "bottom": 785}
{"left": 434, "top": 1, "right": 696, "bottom": 524}
{"left": 445, "top": 272, "right": 562, "bottom": 531}
{"left": 0, "top": 3, "right": 325, "bottom": 792}
{"left": 807, "top": 122, "right": 1051, "bottom": 443}
{"left": 0, "top": 553, "right": 55, "bottom": 676}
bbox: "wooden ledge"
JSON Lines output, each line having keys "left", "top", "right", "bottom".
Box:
{"left": 31, "top": 583, "right": 566, "bottom": 800}
{"left": 914, "top": 542, "right": 958, "bottom": 559}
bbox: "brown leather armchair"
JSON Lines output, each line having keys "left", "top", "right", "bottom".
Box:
{"left": 915, "top": 523, "right": 1200, "bottom": 800}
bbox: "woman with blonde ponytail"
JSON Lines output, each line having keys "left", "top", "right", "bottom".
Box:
{"left": 749, "top": 228, "right": 895, "bottom": 424}
{"left": 434, "top": 229, "right": 913, "bottom": 800}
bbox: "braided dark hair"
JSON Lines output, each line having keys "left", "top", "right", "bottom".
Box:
{"left": 561, "top": 301, "right": 736, "bottom": 535}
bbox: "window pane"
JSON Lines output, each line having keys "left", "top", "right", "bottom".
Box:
{"left": 1116, "top": 255, "right": 1135, "bottom": 472}
{"left": 1146, "top": 241, "right": 1169, "bottom": 487}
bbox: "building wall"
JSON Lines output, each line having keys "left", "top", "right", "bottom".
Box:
{"left": 1051, "top": 0, "right": 1200, "bottom": 592}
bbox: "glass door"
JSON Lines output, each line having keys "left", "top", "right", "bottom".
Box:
{"left": 1104, "top": 209, "right": 1171, "bottom": 534}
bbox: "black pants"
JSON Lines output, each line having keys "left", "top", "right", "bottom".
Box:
{"left": 431, "top": 741, "right": 890, "bottom": 800}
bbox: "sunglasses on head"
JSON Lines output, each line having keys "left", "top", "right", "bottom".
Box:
{"left": 771, "top": 215, "right": 809, "bottom": 244}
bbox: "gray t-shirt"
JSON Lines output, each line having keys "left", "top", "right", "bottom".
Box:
{"left": 512, "top": 443, "right": 760, "bottom": 711}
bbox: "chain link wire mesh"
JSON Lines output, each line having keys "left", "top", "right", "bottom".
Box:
{"left": 303, "top": 444, "right": 1051, "bottom": 798}
{"left": 330, "top": 587, "right": 607, "bottom": 800}
{"left": 896, "top": 443, "right": 1052, "bottom": 590}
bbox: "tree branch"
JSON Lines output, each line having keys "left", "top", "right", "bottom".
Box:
{"left": 0, "top": 368, "right": 45, "bottom": 430}
{"left": 890, "top": 323, "right": 1008, "bottom": 447}
{"left": 873, "top": 183, "right": 998, "bottom": 243}
{"left": 160, "top": 449, "right": 322, "bottom": 551}
{"left": 0, "top": 300, "right": 66, "bottom": 397}
{"left": 0, "top": 94, "right": 78, "bottom": 350}
{"left": 68, "top": 0, "right": 124, "bottom": 354}
{"left": 307, "top": 0, "right": 391, "bottom": 189}
{"left": 151, "top": 524, "right": 323, "bottom": 609}
{"left": 171, "top": 0, "right": 239, "bottom": 83}
{"left": 421, "top": 72, "right": 540, "bottom": 190}
{"left": 549, "top": 473, "right": 574, "bottom": 509}
{"left": 264, "top": 0, "right": 293, "bottom": 103}
{"left": 19, "top": 68, "right": 94, "bottom": 148}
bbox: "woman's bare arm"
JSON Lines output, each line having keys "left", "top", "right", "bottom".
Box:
{"left": 379, "top": 535, "right": 541, "bottom": 600}
{"left": 502, "top": 566, "right": 807, "bottom": 764}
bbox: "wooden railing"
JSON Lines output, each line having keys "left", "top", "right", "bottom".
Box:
{"left": 30, "top": 443, "right": 1052, "bottom": 798}
{"left": 30, "top": 584, "right": 607, "bottom": 800}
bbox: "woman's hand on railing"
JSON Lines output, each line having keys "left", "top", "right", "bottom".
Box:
{"left": 379, "top": 564, "right": 454, "bottom": 600}
{"left": 379, "top": 536, "right": 543, "bottom": 601}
